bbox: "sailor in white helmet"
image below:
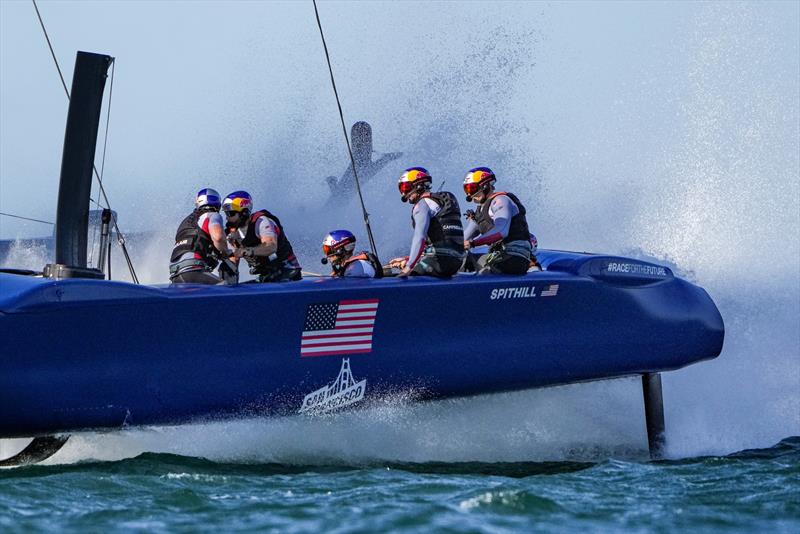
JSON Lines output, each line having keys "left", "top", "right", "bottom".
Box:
{"left": 169, "top": 188, "right": 231, "bottom": 284}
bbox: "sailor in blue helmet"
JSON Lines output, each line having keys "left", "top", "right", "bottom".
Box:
{"left": 462, "top": 167, "right": 535, "bottom": 275}
{"left": 223, "top": 190, "right": 302, "bottom": 283}
{"left": 321, "top": 230, "right": 383, "bottom": 278}
{"left": 388, "top": 167, "right": 465, "bottom": 278}
{"left": 169, "top": 188, "right": 232, "bottom": 284}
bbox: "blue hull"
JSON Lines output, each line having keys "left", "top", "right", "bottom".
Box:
{"left": 0, "top": 250, "right": 723, "bottom": 438}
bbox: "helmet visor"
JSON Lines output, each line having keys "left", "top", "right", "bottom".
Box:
{"left": 322, "top": 243, "right": 337, "bottom": 256}
{"left": 463, "top": 181, "right": 482, "bottom": 197}
{"left": 398, "top": 181, "right": 415, "bottom": 195}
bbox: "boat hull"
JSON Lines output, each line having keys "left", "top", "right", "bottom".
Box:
{"left": 0, "top": 250, "right": 724, "bottom": 438}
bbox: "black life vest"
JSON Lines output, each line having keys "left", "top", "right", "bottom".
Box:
{"left": 412, "top": 191, "right": 464, "bottom": 254}
{"left": 333, "top": 251, "right": 384, "bottom": 278}
{"left": 236, "top": 209, "right": 297, "bottom": 273}
{"left": 170, "top": 210, "right": 217, "bottom": 268}
{"left": 474, "top": 192, "right": 530, "bottom": 245}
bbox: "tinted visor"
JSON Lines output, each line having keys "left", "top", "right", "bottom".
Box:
{"left": 463, "top": 181, "right": 482, "bottom": 197}
{"left": 398, "top": 181, "right": 415, "bottom": 195}
{"left": 322, "top": 243, "right": 337, "bottom": 256}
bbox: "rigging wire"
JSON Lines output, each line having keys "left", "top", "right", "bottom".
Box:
{"left": 32, "top": 0, "right": 69, "bottom": 100}
{"left": 92, "top": 60, "right": 139, "bottom": 283}
{"left": 89, "top": 60, "right": 116, "bottom": 268}
{"left": 0, "top": 212, "right": 54, "bottom": 225}
{"left": 33, "top": 0, "right": 102, "bottom": 213}
{"left": 312, "top": 0, "right": 379, "bottom": 259}
{"left": 98, "top": 60, "right": 115, "bottom": 192}
{"left": 30, "top": 0, "right": 139, "bottom": 283}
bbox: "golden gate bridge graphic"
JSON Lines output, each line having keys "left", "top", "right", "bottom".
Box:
{"left": 299, "top": 358, "right": 366, "bottom": 414}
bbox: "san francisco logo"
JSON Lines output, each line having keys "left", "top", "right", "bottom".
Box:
{"left": 299, "top": 358, "right": 366, "bottom": 414}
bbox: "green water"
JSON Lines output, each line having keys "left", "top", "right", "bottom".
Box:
{"left": 1, "top": 437, "right": 797, "bottom": 533}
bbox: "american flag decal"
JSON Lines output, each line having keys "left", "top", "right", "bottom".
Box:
{"left": 541, "top": 284, "right": 559, "bottom": 297}
{"left": 300, "top": 299, "right": 379, "bottom": 357}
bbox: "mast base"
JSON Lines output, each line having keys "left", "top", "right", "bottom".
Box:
{"left": 43, "top": 263, "right": 104, "bottom": 280}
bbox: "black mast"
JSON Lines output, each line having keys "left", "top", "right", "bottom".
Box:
{"left": 45, "top": 51, "right": 112, "bottom": 279}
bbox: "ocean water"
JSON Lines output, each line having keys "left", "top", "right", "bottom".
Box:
{"left": 1, "top": 1, "right": 799, "bottom": 532}
{"left": 1, "top": 438, "right": 798, "bottom": 532}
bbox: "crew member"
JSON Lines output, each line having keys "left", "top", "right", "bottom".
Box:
{"left": 388, "top": 167, "right": 465, "bottom": 277}
{"left": 223, "top": 190, "right": 302, "bottom": 283}
{"left": 462, "top": 167, "right": 535, "bottom": 275}
{"left": 322, "top": 230, "right": 382, "bottom": 278}
{"left": 466, "top": 233, "right": 540, "bottom": 272}
{"left": 169, "top": 188, "right": 231, "bottom": 284}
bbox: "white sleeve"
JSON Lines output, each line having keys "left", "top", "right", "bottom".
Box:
{"left": 206, "top": 212, "right": 224, "bottom": 230}
{"left": 406, "top": 202, "right": 431, "bottom": 270}
{"left": 254, "top": 216, "right": 279, "bottom": 240}
{"left": 344, "top": 260, "right": 376, "bottom": 278}
{"left": 197, "top": 212, "right": 223, "bottom": 236}
{"left": 486, "top": 195, "right": 519, "bottom": 239}
{"left": 423, "top": 197, "right": 441, "bottom": 216}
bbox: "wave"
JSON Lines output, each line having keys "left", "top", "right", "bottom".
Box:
{"left": 4, "top": 435, "right": 797, "bottom": 479}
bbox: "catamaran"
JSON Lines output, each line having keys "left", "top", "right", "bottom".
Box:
{"left": 0, "top": 51, "right": 723, "bottom": 467}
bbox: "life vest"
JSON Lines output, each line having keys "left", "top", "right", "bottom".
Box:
{"left": 170, "top": 210, "right": 217, "bottom": 269}
{"left": 412, "top": 191, "right": 464, "bottom": 254}
{"left": 333, "top": 251, "right": 384, "bottom": 278}
{"left": 236, "top": 209, "right": 297, "bottom": 274}
{"left": 474, "top": 192, "right": 530, "bottom": 246}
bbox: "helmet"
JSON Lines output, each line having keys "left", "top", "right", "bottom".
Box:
{"left": 463, "top": 167, "right": 496, "bottom": 200}
{"left": 195, "top": 188, "right": 222, "bottom": 211}
{"left": 398, "top": 167, "right": 432, "bottom": 202}
{"left": 322, "top": 229, "right": 356, "bottom": 257}
{"left": 222, "top": 190, "right": 253, "bottom": 215}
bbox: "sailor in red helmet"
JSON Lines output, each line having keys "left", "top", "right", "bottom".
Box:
{"left": 462, "top": 167, "right": 535, "bottom": 275}
{"left": 223, "top": 190, "right": 302, "bottom": 283}
{"left": 321, "top": 230, "right": 383, "bottom": 278}
{"left": 388, "top": 167, "right": 465, "bottom": 278}
{"left": 169, "top": 188, "right": 232, "bottom": 284}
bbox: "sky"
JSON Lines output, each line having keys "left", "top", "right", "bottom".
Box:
{"left": 1, "top": 0, "right": 546, "bottom": 238}
{"left": 1, "top": 2, "right": 797, "bottom": 261}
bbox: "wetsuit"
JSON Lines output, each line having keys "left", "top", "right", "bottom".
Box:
{"left": 464, "top": 233, "right": 541, "bottom": 273}
{"left": 406, "top": 192, "right": 465, "bottom": 277}
{"left": 464, "top": 192, "right": 532, "bottom": 275}
{"left": 228, "top": 210, "right": 301, "bottom": 283}
{"left": 169, "top": 210, "right": 224, "bottom": 284}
